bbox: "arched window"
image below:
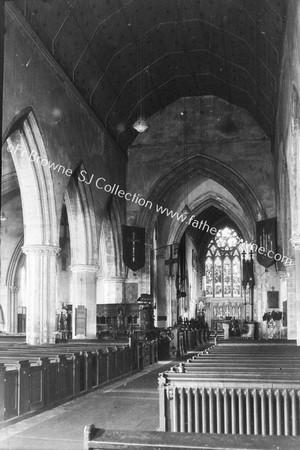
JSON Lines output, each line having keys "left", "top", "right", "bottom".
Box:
{"left": 205, "top": 227, "right": 242, "bottom": 298}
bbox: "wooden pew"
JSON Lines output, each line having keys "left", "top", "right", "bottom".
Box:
{"left": 158, "top": 343, "right": 300, "bottom": 436}
{"left": 0, "top": 338, "right": 158, "bottom": 428}
{"left": 83, "top": 424, "right": 300, "bottom": 449}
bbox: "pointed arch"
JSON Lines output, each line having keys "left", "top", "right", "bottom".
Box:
{"left": 5, "top": 110, "right": 58, "bottom": 246}
{"left": 65, "top": 163, "right": 98, "bottom": 266}
{"left": 98, "top": 197, "right": 124, "bottom": 278}
{"left": 137, "top": 154, "right": 265, "bottom": 243}
{"left": 169, "top": 192, "right": 252, "bottom": 248}
{"left": 3, "top": 110, "right": 61, "bottom": 343}
{"left": 5, "top": 236, "right": 25, "bottom": 333}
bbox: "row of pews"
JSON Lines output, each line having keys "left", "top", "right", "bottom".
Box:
{"left": 0, "top": 337, "right": 158, "bottom": 428}
{"left": 158, "top": 342, "right": 300, "bottom": 437}
{"left": 83, "top": 342, "right": 300, "bottom": 449}
{"left": 169, "top": 325, "right": 210, "bottom": 357}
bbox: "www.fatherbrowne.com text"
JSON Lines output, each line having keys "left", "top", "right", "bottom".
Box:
{"left": 7, "top": 143, "right": 292, "bottom": 265}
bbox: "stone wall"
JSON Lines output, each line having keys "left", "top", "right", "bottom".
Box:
{"left": 1, "top": 6, "right": 128, "bottom": 340}
{"left": 274, "top": 0, "right": 300, "bottom": 342}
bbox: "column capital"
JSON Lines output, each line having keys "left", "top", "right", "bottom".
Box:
{"left": 290, "top": 235, "right": 300, "bottom": 250}
{"left": 22, "top": 244, "right": 60, "bottom": 255}
{"left": 70, "top": 264, "right": 99, "bottom": 273}
{"left": 9, "top": 285, "right": 19, "bottom": 292}
{"left": 277, "top": 270, "right": 287, "bottom": 279}
{"left": 102, "top": 276, "right": 126, "bottom": 282}
{"left": 285, "top": 257, "right": 295, "bottom": 268}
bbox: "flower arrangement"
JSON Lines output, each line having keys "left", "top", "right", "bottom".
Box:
{"left": 262, "top": 310, "right": 282, "bottom": 322}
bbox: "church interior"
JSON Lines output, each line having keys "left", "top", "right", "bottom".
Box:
{"left": 1, "top": 0, "right": 300, "bottom": 448}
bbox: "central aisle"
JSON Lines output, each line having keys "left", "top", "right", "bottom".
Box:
{"left": 0, "top": 359, "right": 179, "bottom": 450}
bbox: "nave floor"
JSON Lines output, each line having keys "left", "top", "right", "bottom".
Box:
{"left": 0, "top": 358, "right": 179, "bottom": 450}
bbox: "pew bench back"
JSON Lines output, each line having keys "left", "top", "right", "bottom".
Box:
{"left": 83, "top": 424, "right": 300, "bottom": 449}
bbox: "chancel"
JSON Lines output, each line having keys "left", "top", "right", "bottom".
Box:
{"left": 1, "top": 1, "right": 300, "bottom": 449}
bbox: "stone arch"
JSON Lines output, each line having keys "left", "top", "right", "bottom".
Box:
{"left": 64, "top": 163, "right": 98, "bottom": 339}
{"left": 108, "top": 197, "right": 124, "bottom": 278}
{"left": 5, "top": 236, "right": 25, "bottom": 333}
{"left": 97, "top": 197, "right": 125, "bottom": 304}
{"left": 136, "top": 155, "right": 264, "bottom": 327}
{"left": 5, "top": 110, "right": 58, "bottom": 246}
{"left": 98, "top": 197, "right": 124, "bottom": 279}
{"left": 3, "top": 110, "right": 59, "bottom": 344}
{"left": 65, "top": 163, "right": 98, "bottom": 266}
{"left": 137, "top": 154, "right": 265, "bottom": 242}
{"left": 168, "top": 192, "right": 253, "bottom": 248}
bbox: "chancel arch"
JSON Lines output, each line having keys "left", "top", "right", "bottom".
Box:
{"left": 169, "top": 194, "right": 252, "bottom": 248}
{"left": 136, "top": 155, "right": 262, "bottom": 328}
{"left": 137, "top": 153, "right": 265, "bottom": 243}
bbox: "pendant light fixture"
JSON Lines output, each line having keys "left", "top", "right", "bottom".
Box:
{"left": 133, "top": 1, "right": 149, "bottom": 133}
{"left": 133, "top": 117, "right": 149, "bottom": 133}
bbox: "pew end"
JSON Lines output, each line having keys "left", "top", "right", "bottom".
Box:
{"left": 84, "top": 424, "right": 107, "bottom": 450}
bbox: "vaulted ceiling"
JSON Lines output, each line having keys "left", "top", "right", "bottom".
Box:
{"left": 14, "top": 0, "right": 287, "bottom": 151}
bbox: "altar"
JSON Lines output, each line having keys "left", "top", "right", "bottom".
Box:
{"left": 213, "top": 319, "right": 256, "bottom": 340}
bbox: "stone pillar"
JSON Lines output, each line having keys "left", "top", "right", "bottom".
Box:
{"left": 285, "top": 258, "right": 296, "bottom": 340}
{"left": 290, "top": 236, "right": 300, "bottom": 345}
{"left": 156, "top": 248, "right": 168, "bottom": 327}
{"left": 70, "top": 264, "right": 98, "bottom": 339}
{"left": 278, "top": 270, "right": 287, "bottom": 338}
{"left": 22, "top": 245, "right": 60, "bottom": 345}
{"left": 8, "top": 285, "right": 18, "bottom": 333}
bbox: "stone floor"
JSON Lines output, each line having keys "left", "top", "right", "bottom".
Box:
{"left": 0, "top": 359, "right": 174, "bottom": 450}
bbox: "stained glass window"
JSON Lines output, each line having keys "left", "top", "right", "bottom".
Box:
{"left": 205, "top": 227, "right": 242, "bottom": 298}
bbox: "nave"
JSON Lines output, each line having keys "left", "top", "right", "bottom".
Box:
{"left": 2, "top": 1, "right": 300, "bottom": 448}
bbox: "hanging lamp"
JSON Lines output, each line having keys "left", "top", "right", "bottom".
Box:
{"left": 133, "top": 117, "right": 149, "bottom": 133}
{"left": 133, "top": 3, "right": 149, "bottom": 134}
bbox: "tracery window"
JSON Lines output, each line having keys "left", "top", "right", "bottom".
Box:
{"left": 205, "top": 227, "right": 242, "bottom": 298}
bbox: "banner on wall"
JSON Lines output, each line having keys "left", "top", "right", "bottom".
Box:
{"left": 256, "top": 218, "right": 277, "bottom": 268}
{"left": 165, "top": 243, "right": 179, "bottom": 278}
{"left": 122, "top": 225, "right": 145, "bottom": 271}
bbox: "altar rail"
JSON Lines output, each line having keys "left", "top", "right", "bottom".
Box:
{"left": 0, "top": 338, "right": 157, "bottom": 428}
{"left": 159, "top": 344, "right": 300, "bottom": 437}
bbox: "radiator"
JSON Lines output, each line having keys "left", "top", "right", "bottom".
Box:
{"left": 161, "top": 385, "right": 300, "bottom": 436}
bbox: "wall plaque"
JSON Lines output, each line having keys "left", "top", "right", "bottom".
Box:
{"left": 157, "top": 316, "right": 167, "bottom": 321}
{"left": 75, "top": 305, "right": 87, "bottom": 336}
{"left": 267, "top": 291, "right": 279, "bottom": 309}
